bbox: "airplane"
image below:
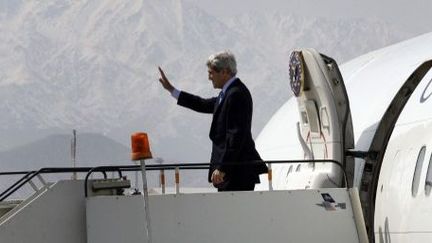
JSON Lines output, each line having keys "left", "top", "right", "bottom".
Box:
{"left": 255, "top": 32, "right": 432, "bottom": 242}
{"left": 1, "top": 32, "right": 431, "bottom": 243}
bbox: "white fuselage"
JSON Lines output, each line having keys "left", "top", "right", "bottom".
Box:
{"left": 255, "top": 32, "right": 432, "bottom": 242}
{"left": 373, "top": 74, "right": 432, "bottom": 241}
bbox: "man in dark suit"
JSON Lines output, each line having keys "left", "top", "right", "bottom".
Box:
{"left": 158, "top": 51, "right": 267, "bottom": 191}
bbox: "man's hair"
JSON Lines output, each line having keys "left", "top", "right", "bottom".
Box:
{"left": 206, "top": 51, "right": 237, "bottom": 75}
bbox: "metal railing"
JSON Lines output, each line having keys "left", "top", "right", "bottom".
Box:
{"left": 0, "top": 167, "right": 107, "bottom": 201}
{"left": 83, "top": 164, "right": 209, "bottom": 197}
{"left": 0, "top": 159, "right": 348, "bottom": 201}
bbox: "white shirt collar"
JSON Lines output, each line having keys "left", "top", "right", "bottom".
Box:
{"left": 222, "top": 76, "right": 237, "bottom": 94}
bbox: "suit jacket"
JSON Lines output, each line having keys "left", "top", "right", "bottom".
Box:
{"left": 177, "top": 78, "right": 268, "bottom": 187}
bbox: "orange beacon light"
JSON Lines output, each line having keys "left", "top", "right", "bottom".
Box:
{"left": 131, "top": 132, "right": 153, "bottom": 161}
{"left": 131, "top": 132, "right": 153, "bottom": 242}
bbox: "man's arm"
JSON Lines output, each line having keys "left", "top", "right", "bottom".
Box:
{"left": 217, "top": 91, "right": 250, "bottom": 171}
{"left": 211, "top": 91, "right": 249, "bottom": 185}
{"left": 177, "top": 92, "right": 216, "bottom": 114}
{"left": 158, "top": 66, "right": 215, "bottom": 113}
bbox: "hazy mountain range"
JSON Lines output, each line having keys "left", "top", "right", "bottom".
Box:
{"left": 0, "top": 0, "right": 419, "bottom": 178}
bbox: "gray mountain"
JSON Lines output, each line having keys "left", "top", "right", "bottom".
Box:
{"left": 0, "top": 0, "right": 416, "bottom": 165}
{"left": 0, "top": 133, "right": 131, "bottom": 170}
{"left": 0, "top": 132, "right": 208, "bottom": 195}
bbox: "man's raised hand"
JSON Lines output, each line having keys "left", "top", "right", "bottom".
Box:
{"left": 158, "top": 66, "right": 174, "bottom": 93}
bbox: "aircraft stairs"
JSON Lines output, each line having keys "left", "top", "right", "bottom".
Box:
{"left": 0, "top": 161, "right": 368, "bottom": 243}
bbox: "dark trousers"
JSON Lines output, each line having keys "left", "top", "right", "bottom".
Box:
{"left": 217, "top": 182, "right": 255, "bottom": 192}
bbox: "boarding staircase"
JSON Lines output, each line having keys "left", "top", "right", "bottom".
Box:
{"left": 0, "top": 161, "right": 368, "bottom": 243}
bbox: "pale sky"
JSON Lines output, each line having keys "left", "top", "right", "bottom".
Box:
{"left": 185, "top": 0, "right": 432, "bottom": 35}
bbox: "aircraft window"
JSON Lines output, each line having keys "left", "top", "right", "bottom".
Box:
{"left": 425, "top": 152, "right": 432, "bottom": 196}
{"left": 412, "top": 146, "right": 426, "bottom": 197}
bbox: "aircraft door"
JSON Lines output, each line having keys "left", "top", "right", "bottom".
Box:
{"left": 289, "top": 49, "right": 355, "bottom": 187}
